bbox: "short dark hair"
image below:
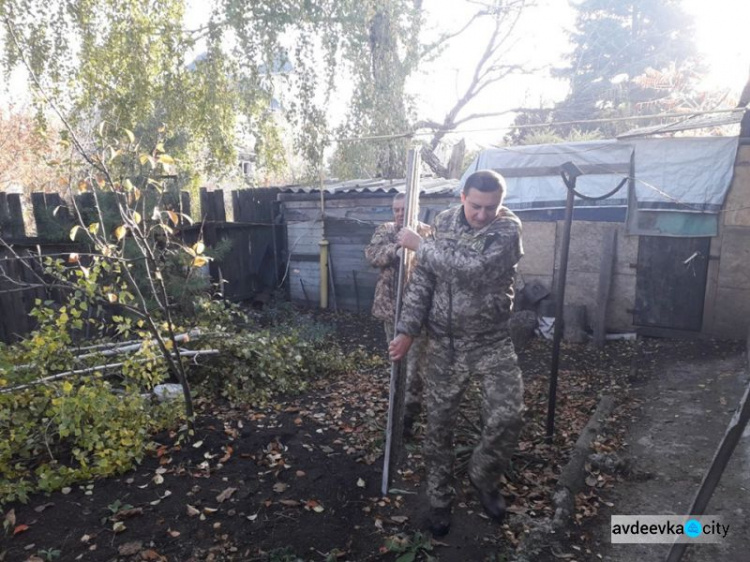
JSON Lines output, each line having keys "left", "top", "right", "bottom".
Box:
{"left": 463, "top": 170, "right": 506, "bottom": 196}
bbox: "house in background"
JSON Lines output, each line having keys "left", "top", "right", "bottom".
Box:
{"left": 278, "top": 118, "right": 750, "bottom": 339}
{"left": 277, "top": 177, "right": 457, "bottom": 312}
{"left": 461, "top": 133, "right": 748, "bottom": 339}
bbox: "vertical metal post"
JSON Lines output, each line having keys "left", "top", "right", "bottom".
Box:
{"left": 666, "top": 370, "right": 750, "bottom": 561}
{"left": 546, "top": 167, "right": 578, "bottom": 440}
{"left": 319, "top": 166, "right": 328, "bottom": 309}
{"left": 382, "top": 148, "right": 421, "bottom": 495}
{"left": 319, "top": 239, "right": 329, "bottom": 309}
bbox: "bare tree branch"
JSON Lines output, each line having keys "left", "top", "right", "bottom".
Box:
{"left": 413, "top": 1, "right": 531, "bottom": 176}
{"left": 452, "top": 109, "right": 520, "bottom": 127}
{"left": 0, "top": 350, "right": 219, "bottom": 395}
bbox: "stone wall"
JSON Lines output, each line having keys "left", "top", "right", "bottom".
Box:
{"left": 519, "top": 220, "right": 637, "bottom": 333}
{"left": 704, "top": 144, "right": 750, "bottom": 338}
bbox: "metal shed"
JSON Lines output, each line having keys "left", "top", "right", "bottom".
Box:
{"left": 277, "top": 177, "right": 459, "bottom": 313}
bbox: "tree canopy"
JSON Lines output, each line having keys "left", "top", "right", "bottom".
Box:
{"left": 2, "top": 0, "right": 542, "bottom": 183}
{"left": 509, "top": 0, "right": 704, "bottom": 141}
{"left": 0, "top": 0, "right": 368, "bottom": 182}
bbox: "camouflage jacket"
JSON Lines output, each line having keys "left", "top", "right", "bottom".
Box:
{"left": 396, "top": 205, "right": 523, "bottom": 341}
{"left": 364, "top": 221, "right": 432, "bottom": 323}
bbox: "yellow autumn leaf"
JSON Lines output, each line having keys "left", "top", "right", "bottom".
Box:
{"left": 167, "top": 211, "right": 179, "bottom": 226}
{"left": 62, "top": 381, "right": 73, "bottom": 393}
{"left": 106, "top": 293, "right": 118, "bottom": 303}
{"left": 123, "top": 179, "right": 134, "bottom": 192}
{"left": 192, "top": 256, "right": 209, "bottom": 267}
{"left": 158, "top": 154, "right": 175, "bottom": 165}
{"left": 193, "top": 241, "right": 205, "bottom": 255}
{"left": 132, "top": 211, "right": 142, "bottom": 224}
{"left": 69, "top": 225, "right": 81, "bottom": 241}
{"left": 88, "top": 222, "right": 100, "bottom": 234}
{"left": 115, "top": 226, "right": 127, "bottom": 241}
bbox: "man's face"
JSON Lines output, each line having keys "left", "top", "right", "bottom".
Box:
{"left": 461, "top": 187, "right": 502, "bottom": 230}
{"left": 392, "top": 198, "right": 405, "bottom": 228}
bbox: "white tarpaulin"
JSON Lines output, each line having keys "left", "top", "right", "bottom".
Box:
{"left": 629, "top": 137, "right": 739, "bottom": 212}
{"left": 461, "top": 137, "right": 739, "bottom": 216}
{"left": 460, "top": 141, "right": 632, "bottom": 210}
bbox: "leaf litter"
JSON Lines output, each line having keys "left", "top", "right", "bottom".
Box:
{"left": 4, "top": 310, "right": 729, "bottom": 561}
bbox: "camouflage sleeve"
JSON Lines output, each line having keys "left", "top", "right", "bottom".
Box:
{"left": 395, "top": 262, "right": 434, "bottom": 337}
{"left": 364, "top": 224, "right": 398, "bottom": 268}
{"left": 416, "top": 225, "right": 523, "bottom": 284}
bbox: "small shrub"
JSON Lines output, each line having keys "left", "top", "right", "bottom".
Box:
{"left": 192, "top": 328, "right": 357, "bottom": 406}
{"left": 0, "top": 299, "right": 182, "bottom": 507}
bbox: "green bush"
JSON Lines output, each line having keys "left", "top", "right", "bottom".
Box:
{"left": 193, "top": 329, "right": 357, "bottom": 405}
{"left": 0, "top": 298, "right": 180, "bottom": 506}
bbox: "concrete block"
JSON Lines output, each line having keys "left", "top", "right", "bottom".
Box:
{"left": 717, "top": 227, "right": 750, "bottom": 289}
{"left": 518, "top": 221, "right": 556, "bottom": 276}
{"left": 560, "top": 270, "right": 635, "bottom": 333}
{"left": 553, "top": 222, "right": 634, "bottom": 277}
{"left": 711, "top": 287, "right": 750, "bottom": 339}
{"left": 723, "top": 146, "right": 750, "bottom": 227}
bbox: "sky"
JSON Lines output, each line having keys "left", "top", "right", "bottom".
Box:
{"left": 409, "top": 0, "right": 750, "bottom": 146}
{"left": 2, "top": 0, "right": 748, "bottom": 148}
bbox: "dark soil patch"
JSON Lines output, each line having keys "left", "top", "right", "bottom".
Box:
{"left": 5, "top": 311, "right": 714, "bottom": 562}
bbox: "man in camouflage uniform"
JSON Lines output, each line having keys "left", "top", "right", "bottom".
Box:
{"left": 389, "top": 170, "right": 524, "bottom": 536}
{"left": 365, "top": 193, "right": 432, "bottom": 435}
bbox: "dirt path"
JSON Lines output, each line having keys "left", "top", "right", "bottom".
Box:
{"left": 586, "top": 340, "right": 750, "bottom": 562}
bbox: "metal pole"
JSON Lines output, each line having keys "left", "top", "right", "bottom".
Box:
{"left": 666, "top": 373, "right": 750, "bottom": 562}
{"left": 319, "top": 164, "right": 328, "bottom": 309}
{"left": 546, "top": 168, "right": 578, "bottom": 440}
{"left": 382, "top": 148, "right": 421, "bottom": 495}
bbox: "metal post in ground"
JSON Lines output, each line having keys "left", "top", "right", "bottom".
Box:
{"left": 382, "top": 147, "right": 421, "bottom": 495}
{"left": 546, "top": 162, "right": 582, "bottom": 441}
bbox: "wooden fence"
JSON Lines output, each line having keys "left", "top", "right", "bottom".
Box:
{"left": 0, "top": 188, "right": 285, "bottom": 343}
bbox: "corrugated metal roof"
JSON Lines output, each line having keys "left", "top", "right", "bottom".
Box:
{"left": 618, "top": 109, "right": 745, "bottom": 139}
{"left": 278, "top": 176, "right": 458, "bottom": 196}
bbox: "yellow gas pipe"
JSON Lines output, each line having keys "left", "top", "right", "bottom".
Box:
{"left": 319, "top": 167, "right": 328, "bottom": 309}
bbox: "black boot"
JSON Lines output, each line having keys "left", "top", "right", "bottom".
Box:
{"left": 470, "top": 479, "right": 507, "bottom": 523}
{"left": 428, "top": 506, "right": 452, "bottom": 537}
{"left": 403, "top": 406, "right": 421, "bottom": 439}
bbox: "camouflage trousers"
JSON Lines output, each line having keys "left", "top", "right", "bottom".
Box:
{"left": 422, "top": 335, "right": 524, "bottom": 509}
{"left": 384, "top": 323, "right": 425, "bottom": 416}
